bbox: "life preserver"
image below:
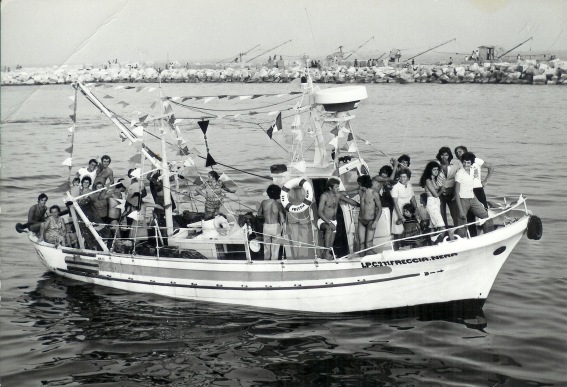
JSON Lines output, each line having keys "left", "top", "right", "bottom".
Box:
{"left": 280, "top": 177, "right": 314, "bottom": 213}
{"left": 527, "top": 215, "right": 543, "bottom": 240}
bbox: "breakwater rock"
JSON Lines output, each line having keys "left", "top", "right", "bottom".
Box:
{"left": 2, "top": 60, "right": 567, "bottom": 85}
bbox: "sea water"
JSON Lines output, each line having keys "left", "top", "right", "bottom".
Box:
{"left": 1, "top": 83, "right": 566, "bottom": 386}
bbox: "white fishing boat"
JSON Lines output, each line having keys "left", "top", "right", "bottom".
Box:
{"left": 18, "top": 73, "right": 542, "bottom": 313}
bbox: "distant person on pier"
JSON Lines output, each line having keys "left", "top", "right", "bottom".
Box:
{"left": 317, "top": 178, "right": 360, "bottom": 260}
{"left": 354, "top": 59, "right": 358, "bottom": 67}
{"left": 93, "top": 155, "right": 114, "bottom": 187}
{"left": 257, "top": 184, "right": 285, "bottom": 260}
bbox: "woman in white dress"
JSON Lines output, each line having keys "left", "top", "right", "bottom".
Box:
{"left": 419, "top": 161, "right": 449, "bottom": 242}
{"left": 391, "top": 170, "right": 417, "bottom": 240}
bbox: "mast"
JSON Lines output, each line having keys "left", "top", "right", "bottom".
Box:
{"left": 497, "top": 37, "right": 533, "bottom": 59}
{"left": 158, "top": 80, "right": 174, "bottom": 237}
{"left": 403, "top": 38, "right": 456, "bottom": 62}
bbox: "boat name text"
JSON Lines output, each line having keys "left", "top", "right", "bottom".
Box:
{"left": 361, "top": 253, "right": 458, "bottom": 268}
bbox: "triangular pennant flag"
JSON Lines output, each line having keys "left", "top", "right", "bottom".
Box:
{"left": 118, "top": 101, "right": 129, "bottom": 107}
{"left": 132, "top": 126, "right": 144, "bottom": 137}
{"left": 193, "top": 177, "right": 203, "bottom": 185}
{"left": 338, "top": 131, "right": 345, "bottom": 138}
{"left": 268, "top": 111, "right": 279, "bottom": 116}
{"left": 198, "top": 120, "right": 209, "bottom": 134}
{"left": 67, "top": 126, "right": 74, "bottom": 133}
{"left": 103, "top": 94, "right": 114, "bottom": 99}
{"left": 130, "top": 168, "right": 141, "bottom": 179}
{"left": 228, "top": 95, "right": 239, "bottom": 100}
{"left": 347, "top": 142, "right": 357, "bottom": 152}
{"left": 293, "top": 160, "right": 306, "bottom": 173}
{"left": 139, "top": 114, "right": 148, "bottom": 123}
{"left": 251, "top": 95, "right": 262, "bottom": 99}
{"left": 61, "top": 157, "right": 73, "bottom": 167}
{"left": 181, "top": 97, "right": 192, "bottom": 102}
{"left": 68, "top": 95, "right": 75, "bottom": 101}
{"left": 69, "top": 114, "right": 76, "bottom": 122}
{"left": 270, "top": 112, "right": 282, "bottom": 133}
{"left": 204, "top": 97, "right": 216, "bottom": 104}
{"left": 341, "top": 143, "right": 350, "bottom": 151}
{"left": 364, "top": 140, "right": 371, "bottom": 145}
{"left": 129, "top": 154, "right": 142, "bottom": 163}
{"left": 239, "top": 95, "right": 252, "bottom": 100}
{"left": 328, "top": 137, "right": 338, "bottom": 148}
{"left": 205, "top": 153, "right": 217, "bottom": 167}
{"left": 164, "top": 104, "right": 174, "bottom": 114}
{"left": 330, "top": 127, "right": 339, "bottom": 136}
{"left": 64, "top": 146, "right": 73, "bottom": 154}
{"left": 347, "top": 133, "right": 354, "bottom": 141}
{"left": 219, "top": 173, "right": 230, "bottom": 182}
{"left": 218, "top": 95, "right": 227, "bottom": 99}
{"left": 127, "top": 210, "right": 139, "bottom": 220}
{"left": 194, "top": 97, "right": 204, "bottom": 101}
{"left": 114, "top": 199, "right": 126, "bottom": 212}
{"left": 171, "top": 97, "right": 181, "bottom": 102}
{"left": 124, "top": 86, "right": 135, "bottom": 89}
{"left": 267, "top": 126, "right": 274, "bottom": 139}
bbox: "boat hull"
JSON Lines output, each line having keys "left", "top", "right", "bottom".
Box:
{"left": 31, "top": 216, "right": 528, "bottom": 313}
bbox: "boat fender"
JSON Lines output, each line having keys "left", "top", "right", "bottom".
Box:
{"left": 280, "top": 177, "right": 313, "bottom": 213}
{"left": 527, "top": 215, "right": 543, "bottom": 240}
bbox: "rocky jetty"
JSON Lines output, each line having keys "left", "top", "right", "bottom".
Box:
{"left": 2, "top": 59, "right": 566, "bottom": 85}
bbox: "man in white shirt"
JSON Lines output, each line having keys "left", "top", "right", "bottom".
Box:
{"left": 455, "top": 152, "right": 494, "bottom": 237}
{"left": 75, "top": 159, "right": 98, "bottom": 187}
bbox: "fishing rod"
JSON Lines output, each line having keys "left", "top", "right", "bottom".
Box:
{"left": 344, "top": 36, "right": 375, "bottom": 59}
{"left": 403, "top": 38, "right": 456, "bottom": 62}
{"left": 245, "top": 40, "right": 292, "bottom": 63}
{"left": 497, "top": 37, "right": 533, "bottom": 59}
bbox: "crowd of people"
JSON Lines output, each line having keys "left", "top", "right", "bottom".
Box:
{"left": 21, "top": 144, "right": 495, "bottom": 260}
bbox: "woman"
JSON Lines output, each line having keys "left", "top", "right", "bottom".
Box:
{"left": 419, "top": 161, "right": 448, "bottom": 241}
{"left": 196, "top": 171, "right": 236, "bottom": 220}
{"left": 391, "top": 170, "right": 417, "bottom": 241}
{"left": 436, "top": 147, "right": 460, "bottom": 227}
{"left": 40, "top": 205, "right": 66, "bottom": 246}
{"left": 371, "top": 159, "right": 399, "bottom": 215}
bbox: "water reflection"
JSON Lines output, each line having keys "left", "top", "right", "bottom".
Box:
{"left": 4, "top": 273, "right": 503, "bottom": 385}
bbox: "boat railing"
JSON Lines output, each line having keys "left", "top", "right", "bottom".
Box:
{"left": 344, "top": 194, "right": 530, "bottom": 259}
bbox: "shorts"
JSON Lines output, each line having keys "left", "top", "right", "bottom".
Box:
{"left": 317, "top": 219, "right": 337, "bottom": 232}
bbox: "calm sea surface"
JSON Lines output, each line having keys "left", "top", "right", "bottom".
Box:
{"left": 1, "top": 82, "right": 566, "bottom": 386}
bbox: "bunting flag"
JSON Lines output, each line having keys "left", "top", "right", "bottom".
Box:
{"left": 330, "top": 127, "right": 339, "bottom": 136}
{"left": 328, "top": 137, "right": 339, "bottom": 148}
{"left": 64, "top": 146, "right": 73, "bottom": 154}
{"left": 61, "top": 157, "right": 73, "bottom": 167}
{"left": 205, "top": 153, "right": 217, "bottom": 167}
{"left": 132, "top": 126, "right": 144, "bottom": 137}
{"left": 347, "top": 142, "right": 357, "bottom": 152}
{"left": 198, "top": 120, "right": 209, "bottom": 135}
{"left": 127, "top": 211, "right": 139, "bottom": 220}
{"left": 292, "top": 160, "right": 306, "bottom": 173}
{"left": 183, "top": 157, "right": 195, "bottom": 167}
{"left": 114, "top": 199, "right": 126, "bottom": 212}
{"left": 69, "top": 114, "right": 76, "bottom": 122}
{"left": 266, "top": 112, "right": 282, "bottom": 139}
{"left": 178, "top": 146, "right": 190, "bottom": 156}
{"left": 130, "top": 168, "right": 141, "bottom": 179}
{"left": 129, "top": 154, "right": 142, "bottom": 163}
{"left": 347, "top": 133, "right": 354, "bottom": 141}
{"left": 219, "top": 173, "right": 230, "bottom": 182}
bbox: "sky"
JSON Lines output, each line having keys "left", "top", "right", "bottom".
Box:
{"left": 1, "top": 0, "right": 566, "bottom": 67}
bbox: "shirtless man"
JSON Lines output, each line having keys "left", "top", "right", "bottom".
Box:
{"left": 317, "top": 178, "right": 360, "bottom": 260}
{"left": 93, "top": 155, "right": 114, "bottom": 187}
{"left": 21, "top": 193, "right": 48, "bottom": 234}
{"left": 257, "top": 184, "right": 286, "bottom": 260}
{"left": 357, "top": 175, "right": 382, "bottom": 256}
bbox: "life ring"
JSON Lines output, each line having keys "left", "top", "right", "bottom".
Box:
{"left": 527, "top": 215, "right": 543, "bottom": 240}
{"left": 280, "top": 177, "right": 314, "bottom": 213}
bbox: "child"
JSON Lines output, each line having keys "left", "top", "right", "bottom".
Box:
{"left": 65, "top": 222, "right": 79, "bottom": 248}
{"left": 399, "top": 203, "right": 425, "bottom": 249}
{"left": 417, "top": 193, "right": 430, "bottom": 233}
{"left": 70, "top": 177, "right": 81, "bottom": 197}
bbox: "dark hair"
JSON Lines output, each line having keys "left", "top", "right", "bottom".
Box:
{"left": 402, "top": 203, "right": 416, "bottom": 216}
{"left": 101, "top": 155, "right": 111, "bottom": 163}
{"left": 38, "top": 193, "right": 48, "bottom": 202}
{"left": 81, "top": 176, "right": 92, "bottom": 185}
{"left": 326, "top": 178, "right": 340, "bottom": 191}
{"left": 49, "top": 205, "right": 61, "bottom": 213}
{"left": 266, "top": 184, "right": 281, "bottom": 199}
{"left": 420, "top": 192, "right": 428, "bottom": 206}
{"left": 72, "top": 177, "right": 80, "bottom": 184}
{"left": 419, "top": 161, "right": 441, "bottom": 188}
{"left": 208, "top": 171, "right": 220, "bottom": 181}
{"left": 461, "top": 152, "right": 476, "bottom": 164}
{"left": 436, "top": 147, "right": 454, "bottom": 163}
{"left": 454, "top": 146, "right": 468, "bottom": 158}
{"left": 398, "top": 154, "right": 411, "bottom": 166}
{"left": 88, "top": 158, "right": 98, "bottom": 165}
{"left": 94, "top": 181, "right": 104, "bottom": 188}
{"left": 398, "top": 169, "right": 412, "bottom": 179}
{"left": 379, "top": 165, "right": 393, "bottom": 176}
{"left": 357, "top": 174, "right": 373, "bottom": 189}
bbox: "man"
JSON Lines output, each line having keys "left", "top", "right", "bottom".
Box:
{"left": 317, "top": 178, "right": 359, "bottom": 260}
{"left": 75, "top": 159, "right": 98, "bottom": 187}
{"left": 257, "top": 184, "right": 285, "bottom": 260}
{"left": 455, "top": 152, "right": 494, "bottom": 237}
{"left": 17, "top": 193, "right": 48, "bottom": 234}
{"left": 357, "top": 175, "right": 382, "bottom": 256}
{"left": 93, "top": 155, "right": 114, "bottom": 187}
